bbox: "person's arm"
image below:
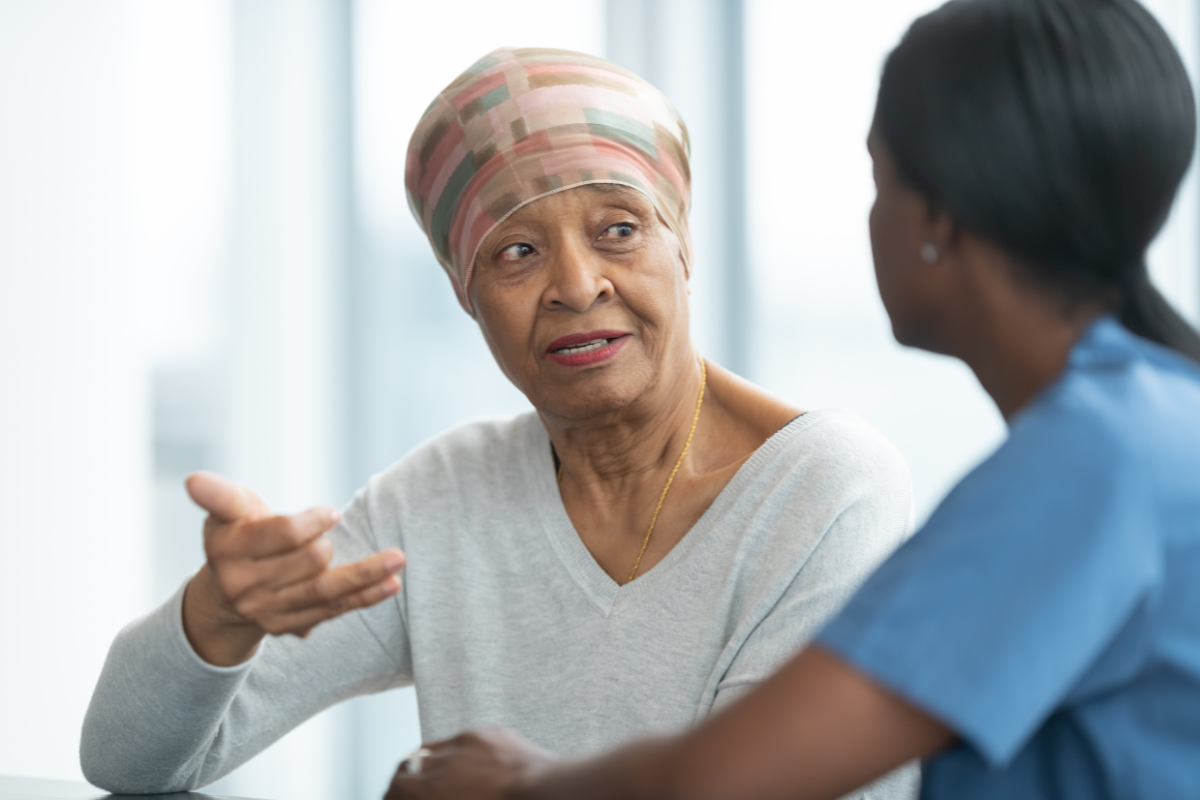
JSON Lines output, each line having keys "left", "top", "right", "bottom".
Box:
{"left": 81, "top": 473, "right": 410, "bottom": 794}
{"left": 385, "top": 645, "right": 953, "bottom": 800}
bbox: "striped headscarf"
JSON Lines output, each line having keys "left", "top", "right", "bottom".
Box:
{"left": 405, "top": 47, "right": 693, "bottom": 314}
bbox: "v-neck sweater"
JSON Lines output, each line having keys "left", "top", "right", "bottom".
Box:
{"left": 82, "top": 409, "right": 917, "bottom": 796}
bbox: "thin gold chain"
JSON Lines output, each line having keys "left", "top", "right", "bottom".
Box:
{"left": 626, "top": 357, "right": 706, "bottom": 583}
{"left": 555, "top": 359, "right": 707, "bottom": 584}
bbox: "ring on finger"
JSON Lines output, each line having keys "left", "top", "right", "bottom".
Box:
{"left": 402, "top": 746, "right": 432, "bottom": 775}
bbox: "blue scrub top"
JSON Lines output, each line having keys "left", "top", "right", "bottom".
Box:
{"left": 819, "top": 317, "right": 1200, "bottom": 799}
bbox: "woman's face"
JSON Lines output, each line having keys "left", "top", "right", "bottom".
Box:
{"left": 868, "top": 128, "right": 953, "bottom": 354}
{"left": 469, "top": 184, "right": 692, "bottom": 419}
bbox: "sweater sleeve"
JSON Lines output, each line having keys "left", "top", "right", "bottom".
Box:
{"left": 79, "top": 489, "right": 411, "bottom": 794}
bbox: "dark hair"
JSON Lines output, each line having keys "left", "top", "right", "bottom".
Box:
{"left": 876, "top": 0, "right": 1200, "bottom": 362}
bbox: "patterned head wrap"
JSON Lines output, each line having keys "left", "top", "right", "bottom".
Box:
{"left": 405, "top": 47, "right": 693, "bottom": 314}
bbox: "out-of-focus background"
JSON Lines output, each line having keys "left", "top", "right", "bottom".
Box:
{"left": 0, "top": 1, "right": 1196, "bottom": 798}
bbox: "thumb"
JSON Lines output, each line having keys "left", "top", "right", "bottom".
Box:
{"left": 185, "top": 471, "right": 270, "bottom": 524}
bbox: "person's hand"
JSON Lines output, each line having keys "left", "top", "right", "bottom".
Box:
{"left": 181, "top": 471, "right": 405, "bottom": 667}
{"left": 384, "top": 728, "right": 554, "bottom": 800}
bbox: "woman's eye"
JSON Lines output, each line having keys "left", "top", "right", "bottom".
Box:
{"left": 601, "top": 223, "right": 635, "bottom": 240}
{"left": 498, "top": 243, "right": 535, "bottom": 262}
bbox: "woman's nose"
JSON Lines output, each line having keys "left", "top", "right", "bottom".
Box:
{"left": 543, "top": 241, "right": 614, "bottom": 311}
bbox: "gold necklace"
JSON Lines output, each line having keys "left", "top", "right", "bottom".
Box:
{"left": 556, "top": 358, "right": 707, "bottom": 584}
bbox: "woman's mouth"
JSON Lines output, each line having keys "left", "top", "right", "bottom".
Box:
{"left": 555, "top": 338, "right": 614, "bottom": 355}
{"left": 545, "top": 331, "right": 630, "bottom": 367}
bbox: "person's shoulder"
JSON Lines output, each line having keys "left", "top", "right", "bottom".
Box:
{"left": 774, "top": 408, "right": 910, "bottom": 485}
{"left": 1118, "top": 335, "right": 1200, "bottom": 449}
{"left": 341, "top": 412, "right": 544, "bottom": 550}
{"left": 951, "top": 342, "right": 1183, "bottom": 522}
{"left": 756, "top": 409, "right": 913, "bottom": 522}
{"left": 747, "top": 410, "right": 915, "bottom": 566}
{"left": 415, "top": 411, "right": 543, "bottom": 458}
{"left": 1030, "top": 324, "right": 1200, "bottom": 467}
{"left": 370, "top": 411, "right": 543, "bottom": 491}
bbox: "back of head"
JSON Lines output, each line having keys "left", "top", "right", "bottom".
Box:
{"left": 876, "top": 0, "right": 1200, "bottom": 361}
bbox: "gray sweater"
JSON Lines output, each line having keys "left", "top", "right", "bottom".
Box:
{"left": 82, "top": 410, "right": 918, "bottom": 797}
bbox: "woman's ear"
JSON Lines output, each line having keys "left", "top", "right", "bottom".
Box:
{"left": 920, "top": 204, "right": 958, "bottom": 267}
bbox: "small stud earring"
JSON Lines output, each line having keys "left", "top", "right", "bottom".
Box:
{"left": 921, "top": 243, "right": 939, "bottom": 264}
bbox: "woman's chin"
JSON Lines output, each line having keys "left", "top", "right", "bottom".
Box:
{"left": 889, "top": 316, "right": 947, "bottom": 355}
{"left": 536, "top": 381, "right": 647, "bottom": 422}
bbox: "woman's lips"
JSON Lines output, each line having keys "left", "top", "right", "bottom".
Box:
{"left": 544, "top": 331, "right": 630, "bottom": 367}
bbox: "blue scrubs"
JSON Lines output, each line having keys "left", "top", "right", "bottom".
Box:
{"left": 819, "top": 317, "right": 1200, "bottom": 799}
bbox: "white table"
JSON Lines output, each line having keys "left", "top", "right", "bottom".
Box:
{"left": 0, "top": 775, "right": 262, "bottom": 800}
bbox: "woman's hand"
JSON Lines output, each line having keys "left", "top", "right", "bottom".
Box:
{"left": 181, "top": 471, "right": 406, "bottom": 667}
{"left": 384, "top": 728, "right": 554, "bottom": 800}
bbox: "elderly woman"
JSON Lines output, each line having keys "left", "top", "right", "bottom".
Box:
{"left": 81, "top": 48, "right": 914, "bottom": 798}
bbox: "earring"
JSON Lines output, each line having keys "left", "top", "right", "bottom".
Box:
{"left": 921, "top": 243, "right": 939, "bottom": 264}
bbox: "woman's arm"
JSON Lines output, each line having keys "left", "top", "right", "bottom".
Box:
{"left": 387, "top": 646, "right": 954, "bottom": 800}
{"left": 81, "top": 475, "right": 411, "bottom": 794}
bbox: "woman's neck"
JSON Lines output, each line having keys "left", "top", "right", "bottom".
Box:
{"left": 947, "top": 246, "right": 1110, "bottom": 420}
{"left": 540, "top": 353, "right": 704, "bottom": 503}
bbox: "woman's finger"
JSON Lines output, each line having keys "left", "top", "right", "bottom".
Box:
{"left": 186, "top": 471, "right": 270, "bottom": 523}
{"left": 271, "top": 548, "right": 406, "bottom": 612}
{"left": 244, "top": 536, "right": 335, "bottom": 591}
{"left": 263, "top": 572, "right": 403, "bottom": 635}
{"left": 208, "top": 507, "right": 342, "bottom": 561}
